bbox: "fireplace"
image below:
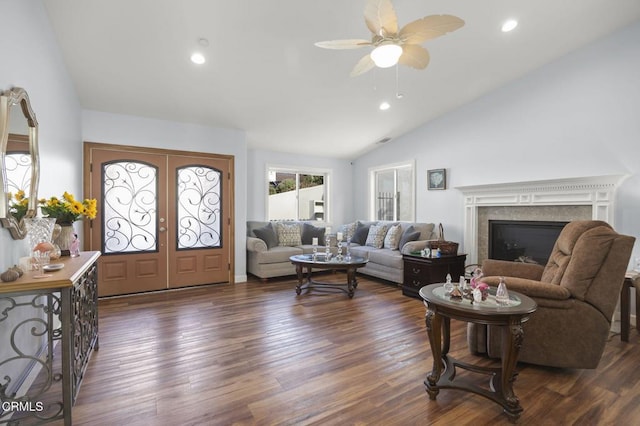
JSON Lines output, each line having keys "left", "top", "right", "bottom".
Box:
{"left": 488, "top": 220, "right": 568, "bottom": 264}
{"left": 457, "top": 175, "right": 626, "bottom": 264}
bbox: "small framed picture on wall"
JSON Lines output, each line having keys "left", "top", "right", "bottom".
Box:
{"left": 427, "top": 169, "right": 446, "bottom": 190}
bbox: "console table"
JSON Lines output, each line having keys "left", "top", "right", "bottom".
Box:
{"left": 402, "top": 254, "right": 466, "bottom": 299}
{"left": 0, "top": 251, "right": 100, "bottom": 425}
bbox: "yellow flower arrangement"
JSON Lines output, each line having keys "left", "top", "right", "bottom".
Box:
{"left": 7, "top": 190, "right": 29, "bottom": 221}
{"left": 39, "top": 191, "right": 97, "bottom": 224}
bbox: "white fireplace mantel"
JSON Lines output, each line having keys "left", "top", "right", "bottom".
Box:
{"left": 456, "top": 175, "right": 628, "bottom": 264}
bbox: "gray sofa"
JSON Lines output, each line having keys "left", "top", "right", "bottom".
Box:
{"left": 246, "top": 220, "right": 437, "bottom": 283}
{"left": 246, "top": 220, "right": 327, "bottom": 280}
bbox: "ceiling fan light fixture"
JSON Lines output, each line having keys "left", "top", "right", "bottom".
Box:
{"left": 370, "top": 43, "right": 403, "bottom": 68}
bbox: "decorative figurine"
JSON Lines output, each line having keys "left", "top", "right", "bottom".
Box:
{"left": 70, "top": 233, "right": 80, "bottom": 257}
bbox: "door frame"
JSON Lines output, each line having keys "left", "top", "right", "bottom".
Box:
{"left": 82, "top": 141, "right": 236, "bottom": 289}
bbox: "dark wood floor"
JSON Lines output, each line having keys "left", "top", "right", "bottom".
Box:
{"left": 65, "top": 273, "right": 640, "bottom": 425}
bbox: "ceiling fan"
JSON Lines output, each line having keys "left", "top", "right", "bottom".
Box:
{"left": 315, "top": 0, "right": 464, "bottom": 77}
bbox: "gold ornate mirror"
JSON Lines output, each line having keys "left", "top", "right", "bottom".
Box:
{"left": 0, "top": 87, "right": 40, "bottom": 239}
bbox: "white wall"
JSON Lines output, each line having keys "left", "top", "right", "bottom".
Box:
{"left": 352, "top": 21, "right": 640, "bottom": 264}
{"left": 82, "top": 110, "right": 248, "bottom": 282}
{"left": 0, "top": 0, "right": 83, "bottom": 397}
{"left": 247, "top": 148, "right": 353, "bottom": 230}
{"left": 0, "top": 0, "right": 82, "bottom": 269}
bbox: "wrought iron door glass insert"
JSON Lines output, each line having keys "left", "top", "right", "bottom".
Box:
{"left": 176, "top": 165, "right": 222, "bottom": 249}
{"left": 102, "top": 161, "right": 158, "bottom": 253}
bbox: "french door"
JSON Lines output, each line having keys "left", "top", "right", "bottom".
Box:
{"left": 83, "top": 143, "right": 234, "bottom": 297}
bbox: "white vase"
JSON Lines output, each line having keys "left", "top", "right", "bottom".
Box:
{"left": 54, "top": 223, "right": 76, "bottom": 256}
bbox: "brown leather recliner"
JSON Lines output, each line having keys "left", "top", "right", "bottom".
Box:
{"left": 467, "top": 220, "right": 635, "bottom": 369}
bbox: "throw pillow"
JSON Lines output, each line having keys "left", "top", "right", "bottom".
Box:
{"left": 301, "top": 223, "right": 326, "bottom": 245}
{"left": 383, "top": 224, "right": 403, "bottom": 250}
{"left": 276, "top": 222, "right": 302, "bottom": 246}
{"left": 399, "top": 230, "right": 420, "bottom": 252}
{"left": 365, "top": 224, "right": 388, "bottom": 249}
{"left": 400, "top": 225, "right": 414, "bottom": 240}
{"left": 253, "top": 223, "right": 278, "bottom": 249}
{"left": 352, "top": 223, "right": 371, "bottom": 246}
{"left": 339, "top": 222, "right": 357, "bottom": 240}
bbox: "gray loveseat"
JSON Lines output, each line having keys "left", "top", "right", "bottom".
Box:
{"left": 246, "top": 220, "right": 437, "bottom": 283}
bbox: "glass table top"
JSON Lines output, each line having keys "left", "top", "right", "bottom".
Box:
{"left": 290, "top": 254, "right": 368, "bottom": 265}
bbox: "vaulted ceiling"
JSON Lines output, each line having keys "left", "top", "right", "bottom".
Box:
{"left": 43, "top": 0, "right": 640, "bottom": 159}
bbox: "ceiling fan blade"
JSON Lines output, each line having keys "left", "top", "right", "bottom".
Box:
{"left": 399, "top": 15, "right": 465, "bottom": 44}
{"left": 398, "top": 44, "right": 430, "bottom": 69}
{"left": 350, "top": 54, "right": 375, "bottom": 77}
{"left": 315, "top": 39, "right": 371, "bottom": 49}
{"left": 364, "top": 0, "right": 398, "bottom": 37}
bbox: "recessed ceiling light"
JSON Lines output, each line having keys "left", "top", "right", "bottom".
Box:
{"left": 502, "top": 19, "right": 518, "bottom": 32}
{"left": 379, "top": 102, "right": 391, "bottom": 111}
{"left": 190, "top": 52, "right": 206, "bottom": 65}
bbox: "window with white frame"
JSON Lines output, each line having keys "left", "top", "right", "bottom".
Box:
{"left": 369, "top": 161, "right": 414, "bottom": 221}
{"left": 267, "top": 166, "right": 329, "bottom": 222}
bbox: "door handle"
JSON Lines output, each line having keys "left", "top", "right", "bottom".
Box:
{"left": 159, "top": 227, "right": 167, "bottom": 232}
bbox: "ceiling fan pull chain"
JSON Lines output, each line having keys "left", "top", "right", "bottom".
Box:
{"left": 395, "top": 64, "right": 404, "bottom": 99}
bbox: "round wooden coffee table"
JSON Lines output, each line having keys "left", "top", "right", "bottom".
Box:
{"left": 290, "top": 254, "right": 368, "bottom": 298}
{"left": 419, "top": 283, "right": 537, "bottom": 422}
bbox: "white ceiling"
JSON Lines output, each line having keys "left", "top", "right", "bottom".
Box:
{"left": 43, "top": 0, "right": 640, "bottom": 159}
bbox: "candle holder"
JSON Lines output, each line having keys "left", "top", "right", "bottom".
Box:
{"left": 336, "top": 235, "right": 344, "bottom": 262}
{"left": 345, "top": 237, "right": 352, "bottom": 262}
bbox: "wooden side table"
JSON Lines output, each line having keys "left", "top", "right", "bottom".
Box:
{"left": 420, "top": 284, "right": 537, "bottom": 422}
{"left": 402, "top": 254, "right": 466, "bottom": 299}
{"left": 620, "top": 271, "right": 640, "bottom": 342}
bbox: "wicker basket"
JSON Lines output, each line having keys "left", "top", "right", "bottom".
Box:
{"left": 429, "top": 223, "right": 459, "bottom": 255}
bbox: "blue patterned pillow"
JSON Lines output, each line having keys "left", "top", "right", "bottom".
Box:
{"left": 339, "top": 222, "right": 357, "bottom": 240}
{"left": 365, "top": 224, "right": 388, "bottom": 248}
{"left": 384, "top": 224, "right": 403, "bottom": 250}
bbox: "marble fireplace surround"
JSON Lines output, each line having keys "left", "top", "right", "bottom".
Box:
{"left": 457, "top": 175, "right": 627, "bottom": 264}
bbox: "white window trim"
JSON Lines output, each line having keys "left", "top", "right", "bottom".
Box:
{"left": 265, "top": 163, "right": 332, "bottom": 224}
{"left": 368, "top": 159, "right": 415, "bottom": 222}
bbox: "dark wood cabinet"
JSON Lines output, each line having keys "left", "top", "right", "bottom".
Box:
{"left": 402, "top": 254, "right": 467, "bottom": 299}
